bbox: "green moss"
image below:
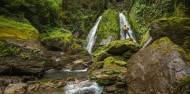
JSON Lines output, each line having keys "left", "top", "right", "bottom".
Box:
{"left": 150, "top": 17, "right": 190, "bottom": 53}
{"left": 19, "top": 53, "right": 31, "bottom": 60}
{"left": 104, "top": 57, "right": 115, "bottom": 67}
{"left": 102, "top": 70, "right": 122, "bottom": 75}
{"left": 0, "top": 16, "right": 39, "bottom": 40}
{"left": 93, "top": 39, "right": 140, "bottom": 56}
{"left": 93, "top": 51, "right": 110, "bottom": 62}
{"left": 151, "top": 37, "right": 190, "bottom": 66}
{"left": 40, "top": 28, "right": 73, "bottom": 49}
{"left": 103, "top": 56, "right": 127, "bottom": 67}
{"left": 41, "top": 28, "right": 72, "bottom": 43}
{"left": 114, "top": 60, "right": 127, "bottom": 67}
{"left": 0, "top": 41, "right": 21, "bottom": 57}
{"left": 96, "top": 9, "right": 120, "bottom": 44}
{"left": 174, "top": 76, "right": 190, "bottom": 94}
{"left": 39, "top": 61, "right": 46, "bottom": 66}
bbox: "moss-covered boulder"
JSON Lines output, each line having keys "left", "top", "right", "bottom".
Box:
{"left": 88, "top": 56, "right": 128, "bottom": 93}
{"left": 93, "top": 39, "right": 140, "bottom": 62}
{"left": 95, "top": 9, "right": 120, "bottom": 46}
{"left": 126, "top": 37, "right": 190, "bottom": 93}
{"left": 0, "top": 16, "right": 45, "bottom": 76}
{"left": 40, "top": 29, "right": 73, "bottom": 51}
{"left": 150, "top": 17, "right": 190, "bottom": 53}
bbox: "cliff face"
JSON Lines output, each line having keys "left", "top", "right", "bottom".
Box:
{"left": 128, "top": 0, "right": 190, "bottom": 45}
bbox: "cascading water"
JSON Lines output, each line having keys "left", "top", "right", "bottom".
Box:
{"left": 119, "top": 13, "right": 137, "bottom": 42}
{"left": 140, "top": 36, "right": 153, "bottom": 50}
{"left": 85, "top": 16, "right": 102, "bottom": 54}
{"left": 65, "top": 80, "right": 103, "bottom": 94}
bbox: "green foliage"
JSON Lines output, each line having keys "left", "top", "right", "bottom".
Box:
{"left": 62, "top": 0, "right": 104, "bottom": 34}
{"left": 96, "top": 9, "right": 120, "bottom": 44}
{"left": 0, "top": 0, "right": 63, "bottom": 33}
{"left": 0, "top": 41, "right": 21, "bottom": 57}
{"left": 129, "top": 0, "right": 173, "bottom": 44}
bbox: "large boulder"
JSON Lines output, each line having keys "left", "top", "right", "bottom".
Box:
{"left": 93, "top": 39, "right": 140, "bottom": 62}
{"left": 126, "top": 37, "right": 190, "bottom": 93}
{"left": 0, "top": 16, "right": 46, "bottom": 76}
{"left": 150, "top": 17, "right": 190, "bottom": 53}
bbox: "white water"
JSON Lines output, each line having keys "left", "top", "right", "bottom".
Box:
{"left": 62, "top": 68, "right": 88, "bottom": 72}
{"left": 140, "top": 36, "right": 153, "bottom": 50}
{"left": 119, "top": 13, "right": 137, "bottom": 42}
{"left": 65, "top": 80, "right": 103, "bottom": 94}
{"left": 85, "top": 16, "right": 102, "bottom": 54}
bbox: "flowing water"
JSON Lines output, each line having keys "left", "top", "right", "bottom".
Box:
{"left": 42, "top": 69, "right": 103, "bottom": 94}
{"left": 85, "top": 16, "right": 102, "bottom": 54}
{"left": 119, "top": 13, "right": 137, "bottom": 42}
{"left": 65, "top": 80, "right": 103, "bottom": 94}
{"left": 140, "top": 36, "right": 153, "bottom": 50}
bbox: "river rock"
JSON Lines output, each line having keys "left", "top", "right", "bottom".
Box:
{"left": 150, "top": 17, "right": 190, "bottom": 53}
{"left": 27, "top": 80, "right": 65, "bottom": 92}
{"left": 4, "top": 83, "right": 27, "bottom": 94}
{"left": 126, "top": 37, "right": 190, "bottom": 93}
{"left": 0, "top": 17, "right": 46, "bottom": 76}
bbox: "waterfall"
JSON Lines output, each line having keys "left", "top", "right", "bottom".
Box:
{"left": 140, "top": 36, "right": 153, "bottom": 50}
{"left": 85, "top": 16, "right": 102, "bottom": 54}
{"left": 119, "top": 13, "right": 137, "bottom": 42}
{"left": 65, "top": 80, "right": 103, "bottom": 94}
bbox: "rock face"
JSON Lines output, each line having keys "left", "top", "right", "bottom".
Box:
{"left": 126, "top": 37, "right": 190, "bottom": 93}
{"left": 150, "top": 17, "right": 190, "bottom": 53}
{"left": 0, "top": 16, "right": 46, "bottom": 76}
{"left": 95, "top": 9, "right": 120, "bottom": 46}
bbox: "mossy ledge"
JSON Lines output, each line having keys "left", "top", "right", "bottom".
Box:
{"left": 0, "top": 16, "right": 45, "bottom": 76}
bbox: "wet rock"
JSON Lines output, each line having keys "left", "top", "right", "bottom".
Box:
{"left": 4, "top": 83, "right": 27, "bottom": 94}
{"left": 126, "top": 37, "right": 190, "bottom": 93}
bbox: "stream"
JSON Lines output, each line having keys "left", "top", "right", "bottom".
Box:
{"left": 31, "top": 69, "right": 103, "bottom": 94}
